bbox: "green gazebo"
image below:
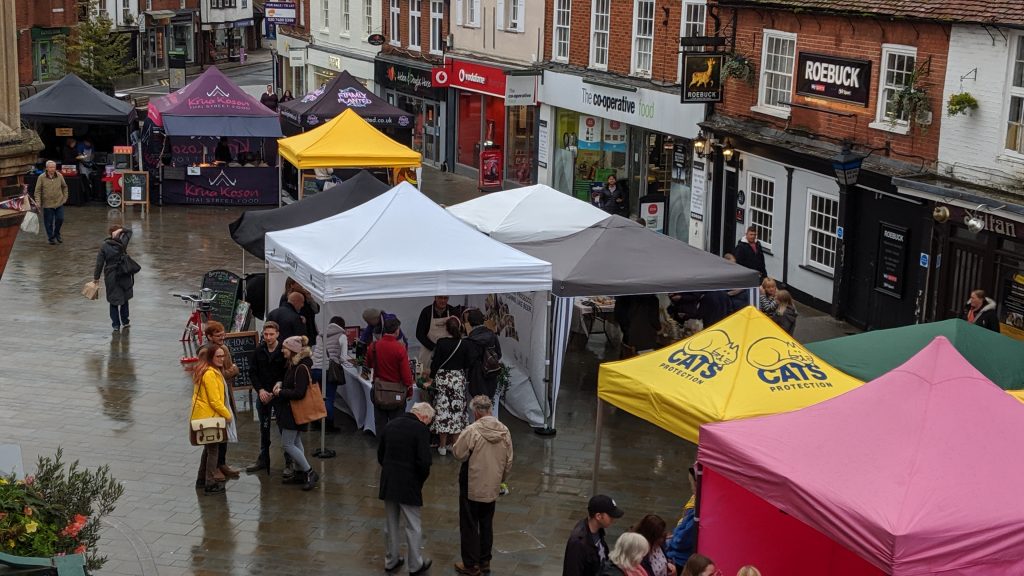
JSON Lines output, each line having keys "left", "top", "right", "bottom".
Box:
{"left": 807, "top": 319, "right": 1024, "bottom": 390}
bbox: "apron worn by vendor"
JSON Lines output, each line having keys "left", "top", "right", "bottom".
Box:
{"left": 418, "top": 311, "right": 450, "bottom": 370}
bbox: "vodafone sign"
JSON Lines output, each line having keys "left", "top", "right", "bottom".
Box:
{"left": 445, "top": 59, "right": 507, "bottom": 97}
{"left": 431, "top": 67, "right": 449, "bottom": 87}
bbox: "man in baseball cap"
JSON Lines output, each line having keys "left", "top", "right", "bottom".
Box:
{"left": 563, "top": 494, "right": 625, "bottom": 576}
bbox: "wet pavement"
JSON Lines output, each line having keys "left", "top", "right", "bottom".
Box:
{"left": 0, "top": 171, "right": 851, "bottom": 575}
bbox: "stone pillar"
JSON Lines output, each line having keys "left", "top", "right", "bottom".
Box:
{"left": 0, "top": 0, "right": 20, "bottom": 143}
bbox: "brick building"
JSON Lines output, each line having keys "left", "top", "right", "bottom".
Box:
{"left": 535, "top": 0, "right": 706, "bottom": 241}
{"left": 140, "top": 0, "right": 201, "bottom": 73}
{"left": 697, "top": 0, "right": 952, "bottom": 329}
{"left": 273, "top": 0, "right": 311, "bottom": 97}
{"left": 15, "top": 0, "right": 79, "bottom": 86}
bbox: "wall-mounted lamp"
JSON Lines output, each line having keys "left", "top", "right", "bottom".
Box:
{"left": 693, "top": 131, "right": 710, "bottom": 158}
{"left": 721, "top": 139, "right": 736, "bottom": 162}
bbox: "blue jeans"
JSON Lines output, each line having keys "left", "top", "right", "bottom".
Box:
{"left": 109, "top": 302, "right": 129, "bottom": 329}
{"left": 42, "top": 206, "right": 64, "bottom": 241}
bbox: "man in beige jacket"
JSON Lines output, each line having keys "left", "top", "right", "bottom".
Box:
{"left": 33, "top": 160, "right": 68, "bottom": 245}
{"left": 452, "top": 395, "right": 513, "bottom": 576}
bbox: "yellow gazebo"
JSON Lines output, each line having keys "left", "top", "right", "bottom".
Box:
{"left": 277, "top": 108, "right": 422, "bottom": 199}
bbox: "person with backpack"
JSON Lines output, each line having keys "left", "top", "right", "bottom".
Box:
{"left": 93, "top": 224, "right": 138, "bottom": 331}
{"left": 463, "top": 308, "right": 502, "bottom": 408}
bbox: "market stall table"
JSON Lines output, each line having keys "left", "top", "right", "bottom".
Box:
{"left": 335, "top": 357, "right": 423, "bottom": 434}
{"left": 571, "top": 296, "right": 617, "bottom": 340}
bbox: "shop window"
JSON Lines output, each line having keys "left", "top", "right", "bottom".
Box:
{"left": 590, "top": 0, "right": 610, "bottom": 70}
{"left": 874, "top": 44, "right": 917, "bottom": 131}
{"left": 1005, "top": 36, "right": 1024, "bottom": 155}
{"left": 679, "top": 0, "right": 706, "bottom": 80}
{"left": 631, "top": 0, "right": 654, "bottom": 77}
{"left": 805, "top": 190, "right": 839, "bottom": 272}
{"left": 747, "top": 173, "right": 775, "bottom": 248}
{"left": 755, "top": 29, "right": 796, "bottom": 117}
{"left": 506, "top": 106, "right": 536, "bottom": 185}
{"left": 409, "top": 0, "right": 421, "bottom": 48}
{"left": 553, "top": 0, "right": 571, "bottom": 62}
{"left": 430, "top": 1, "right": 444, "bottom": 54}
{"left": 32, "top": 38, "right": 63, "bottom": 82}
{"left": 457, "top": 92, "right": 483, "bottom": 168}
{"left": 365, "top": 1, "right": 374, "bottom": 35}
{"left": 342, "top": 0, "right": 351, "bottom": 35}
{"left": 389, "top": 0, "right": 400, "bottom": 45}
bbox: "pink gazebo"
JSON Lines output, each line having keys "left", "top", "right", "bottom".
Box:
{"left": 697, "top": 336, "right": 1024, "bottom": 575}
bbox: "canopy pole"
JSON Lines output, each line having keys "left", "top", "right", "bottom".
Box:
{"left": 278, "top": 162, "right": 283, "bottom": 207}
{"left": 313, "top": 296, "right": 336, "bottom": 459}
{"left": 591, "top": 398, "right": 604, "bottom": 496}
{"left": 535, "top": 293, "right": 556, "bottom": 436}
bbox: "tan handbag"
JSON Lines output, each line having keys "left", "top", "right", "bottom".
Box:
{"left": 188, "top": 381, "right": 226, "bottom": 446}
{"left": 290, "top": 364, "right": 328, "bottom": 425}
{"left": 81, "top": 280, "right": 100, "bottom": 301}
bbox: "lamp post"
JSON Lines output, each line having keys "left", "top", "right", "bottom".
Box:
{"left": 830, "top": 144, "right": 865, "bottom": 319}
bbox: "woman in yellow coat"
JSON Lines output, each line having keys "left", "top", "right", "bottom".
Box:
{"left": 191, "top": 345, "right": 235, "bottom": 494}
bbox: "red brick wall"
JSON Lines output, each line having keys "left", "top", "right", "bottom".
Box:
{"left": 544, "top": 0, "right": 683, "bottom": 83}
{"left": 382, "top": 0, "right": 447, "bottom": 64}
{"left": 716, "top": 8, "right": 948, "bottom": 161}
{"left": 15, "top": 0, "right": 80, "bottom": 85}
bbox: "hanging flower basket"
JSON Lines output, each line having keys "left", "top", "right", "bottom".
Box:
{"left": 947, "top": 92, "right": 978, "bottom": 116}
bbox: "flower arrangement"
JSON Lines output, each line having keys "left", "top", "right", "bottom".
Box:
{"left": 722, "top": 53, "right": 756, "bottom": 85}
{"left": 0, "top": 449, "right": 123, "bottom": 571}
{"left": 495, "top": 362, "right": 512, "bottom": 401}
{"left": 947, "top": 92, "right": 978, "bottom": 116}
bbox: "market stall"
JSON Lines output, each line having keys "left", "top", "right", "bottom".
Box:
{"left": 145, "top": 67, "right": 282, "bottom": 205}
{"left": 697, "top": 337, "right": 1024, "bottom": 575}
{"left": 277, "top": 108, "right": 421, "bottom": 200}
{"left": 807, "top": 318, "right": 1024, "bottom": 390}
{"left": 278, "top": 70, "right": 413, "bottom": 143}
{"left": 20, "top": 74, "right": 138, "bottom": 204}
{"left": 264, "top": 182, "right": 552, "bottom": 429}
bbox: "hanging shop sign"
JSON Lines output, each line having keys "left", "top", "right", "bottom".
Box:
{"left": 447, "top": 59, "right": 507, "bottom": 98}
{"left": 367, "top": 33, "right": 386, "bottom": 46}
{"left": 378, "top": 60, "right": 446, "bottom": 100}
{"left": 876, "top": 222, "right": 909, "bottom": 297}
{"left": 796, "top": 53, "right": 872, "bottom": 106}
{"left": 264, "top": 2, "right": 296, "bottom": 24}
{"left": 681, "top": 54, "right": 724, "bottom": 103}
{"left": 505, "top": 74, "right": 538, "bottom": 106}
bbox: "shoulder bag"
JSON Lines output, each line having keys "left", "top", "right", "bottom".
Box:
{"left": 189, "top": 378, "right": 226, "bottom": 446}
{"left": 291, "top": 364, "right": 328, "bottom": 425}
{"left": 119, "top": 252, "right": 142, "bottom": 276}
{"left": 369, "top": 342, "right": 408, "bottom": 411}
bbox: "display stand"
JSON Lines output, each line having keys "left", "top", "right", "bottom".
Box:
{"left": 119, "top": 171, "right": 149, "bottom": 216}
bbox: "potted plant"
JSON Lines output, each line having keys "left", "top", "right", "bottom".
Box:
{"left": 947, "top": 92, "right": 979, "bottom": 117}
{"left": 891, "top": 66, "right": 933, "bottom": 129}
{"left": 495, "top": 363, "right": 512, "bottom": 402}
{"left": 722, "top": 53, "right": 756, "bottom": 85}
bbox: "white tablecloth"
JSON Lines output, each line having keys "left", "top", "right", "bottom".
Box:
{"left": 335, "top": 358, "right": 420, "bottom": 435}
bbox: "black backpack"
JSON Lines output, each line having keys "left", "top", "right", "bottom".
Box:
{"left": 483, "top": 345, "right": 501, "bottom": 374}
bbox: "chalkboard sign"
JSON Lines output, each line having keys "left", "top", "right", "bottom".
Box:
{"left": 119, "top": 171, "right": 149, "bottom": 205}
{"left": 875, "top": 223, "right": 908, "bottom": 298}
{"left": 201, "top": 269, "right": 242, "bottom": 328}
{"left": 300, "top": 173, "right": 320, "bottom": 199}
{"left": 223, "top": 331, "right": 258, "bottom": 391}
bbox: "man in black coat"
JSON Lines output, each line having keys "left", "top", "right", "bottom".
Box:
{"left": 266, "top": 291, "right": 307, "bottom": 342}
{"left": 463, "top": 308, "right": 502, "bottom": 401}
{"left": 378, "top": 403, "right": 435, "bottom": 576}
{"left": 563, "top": 495, "right": 624, "bottom": 576}
{"left": 245, "top": 320, "right": 287, "bottom": 474}
{"left": 733, "top": 225, "right": 767, "bottom": 279}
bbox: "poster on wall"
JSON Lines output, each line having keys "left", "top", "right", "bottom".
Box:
{"left": 690, "top": 160, "right": 705, "bottom": 221}
{"left": 537, "top": 119, "right": 549, "bottom": 169}
{"left": 639, "top": 194, "right": 667, "bottom": 234}
{"left": 479, "top": 148, "right": 503, "bottom": 191}
{"left": 875, "top": 223, "right": 908, "bottom": 297}
{"left": 578, "top": 115, "right": 601, "bottom": 150}
{"left": 602, "top": 119, "right": 627, "bottom": 152}
{"left": 1000, "top": 272, "right": 1024, "bottom": 340}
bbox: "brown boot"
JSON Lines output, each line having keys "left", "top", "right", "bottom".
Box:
{"left": 212, "top": 469, "right": 227, "bottom": 482}
{"left": 218, "top": 465, "right": 241, "bottom": 479}
{"left": 454, "top": 562, "right": 482, "bottom": 576}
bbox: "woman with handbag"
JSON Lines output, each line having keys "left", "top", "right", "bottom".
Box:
{"left": 191, "top": 345, "right": 235, "bottom": 495}
{"left": 93, "top": 224, "right": 138, "bottom": 331}
{"left": 273, "top": 335, "right": 320, "bottom": 491}
{"left": 311, "top": 316, "right": 348, "bottom": 434}
{"left": 424, "top": 317, "right": 471, "bottom": 456}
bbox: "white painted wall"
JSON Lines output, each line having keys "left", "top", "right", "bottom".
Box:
{"left": 309, "top": 0, "right": 382, "bottom": 65}
{"left": 938, "top": 26, "right": 1024, "bottom": 193}
{"left": 450, "top": 0, "right": 544, "bottom": 65}
{"left": 202, "top": 0, "right": 252, "bottom": 27}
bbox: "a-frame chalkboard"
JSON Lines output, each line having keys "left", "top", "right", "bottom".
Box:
{"left": 200, "top": 269, "right": 242, "bottom": 328}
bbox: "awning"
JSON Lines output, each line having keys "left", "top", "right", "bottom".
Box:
{"left": 145, "top": 9, "right": 177, "bottom": 20}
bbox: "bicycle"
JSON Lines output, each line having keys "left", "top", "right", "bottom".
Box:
{"left": 174, "top": 288, "right": 216, "bottom": 361}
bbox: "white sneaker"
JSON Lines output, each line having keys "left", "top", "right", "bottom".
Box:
{"left": 437, "top": 447, "right": 447, "bottom": 456}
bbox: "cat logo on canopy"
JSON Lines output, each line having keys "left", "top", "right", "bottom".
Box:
{"left": 661, "top": 330, "right": 739, "bottom": 382}
{"left": 747, "top": 336, "right": 831, "bottom": 390}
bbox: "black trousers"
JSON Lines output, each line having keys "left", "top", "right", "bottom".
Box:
{"left": 255, "top": 399, "right": 273, "bottom": 461}
{"left": 374, "top": 405, "right": 404, "bottom": 437}
{"left": 459, "top": 465, "right": 496, "bottom": 567}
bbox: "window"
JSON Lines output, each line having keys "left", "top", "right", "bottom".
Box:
{"left": 365, "top": 0, "right": 373, "bottom": 34}
{"left": 180, "top": 0, "right": 186, "bottom": 9}
{"left": 756, "top": 30, "right": 796, "bottom": 115}
{"left": 466, "top": 0, "right": 480, "bottom": 27}
{"left": 1005, "top": 37, "right": 1024, "bottom": 154}
{"left": 430, "top": 1, "right": 444, "bottom": 54}
{"left": 679, "top": 0, "right": 706, "bottom": 79}
{"left": 122, "top": 0, "right": 131, "bottom": 23}
{"left": 389, "top": 0, "right": 400, "bottom": 45}
{"left": 590, "top": 0, "right": 610, "bottom": 69}
{"left": 748, "top": 173, "right": 775, "bottom": 247}
{"left": 146, "top": 0, "right": 152, "bottom": 10}
{"left": 875, "top": 44, "right": 917, "bottom": 127}
{"left": 408, "top": 0, "right": 421, "bottom": 48}
{"left": 342, "top": 0, "right": 351, "bottom": 35}
{"left": 505, "top": 0, "right": 524, "bottom": 32}
{"left": 553, "top": 0, "right": 571, "bottom": 62}
{"left": 632, "top": 0, "right": 654, "bottom": 77}
{"left": 321, "top": 0, "right": 329, "bottom": 31}
{"left": 806, "top": 191, "right": 839, "bottom": 272}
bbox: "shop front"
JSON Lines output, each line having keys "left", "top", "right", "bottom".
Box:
{"left": 170, "top": 11, "right": 196, "bottom": 63}
{"left": 444, "top": 58, "right": 537, "bottom": 188}
{"left": 203, "top": 18, "right": 253, "bottom": 63}
{"left": 306, "top": 46, "right": 375, "bottom": 94}
{"left": 31, "top": 27, "right": 67, "bottom": 83}
{"left": 274, "top": 34, "right": 307, "bottom": 98}
{"left": 376, "top": 57, "right": 446, "bottom": 167}
{"left": 538, "top": 70, "right": 704, "bottom": 240}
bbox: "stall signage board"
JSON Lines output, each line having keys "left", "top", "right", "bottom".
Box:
{"left": 681, "top": 54, "right": 724, "bottom": 103}
{"left": 160, "top": 167, "right": 279, "bottom": 206}
{"left": 119, "top": 171, "right": 149, "bottom": 208}
{"left": 876, "top": 223, "right": 908, "bottom": 297}
{"left": 223, "top": 331, "right": 258, "bottom": 391}
{"left": 1001, "top": 273, "right": 1024, "bottom": 340}
{"left": 201, "top": 269, "right": 242, "bottom": 329}
{"left": 796, "top": 53, "right": 872, "bottom": 106}
{"left": 265, "top": 2, "right": 297, "bottom": 24}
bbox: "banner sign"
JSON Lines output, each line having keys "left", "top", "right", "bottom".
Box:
{"left": 876, "top": 222, "right": 908, "bottom": 297}
{"left": 161, "top": 167, "right": 279, "bottom": 205}
{"left": 796, "top": 53, "right": 871, "bottom": 106}
{"left": 681, "top": 54, "right": 724, "bottom": 103}
{"left": 265, "top": 2, "right": 297, "bottom": 24}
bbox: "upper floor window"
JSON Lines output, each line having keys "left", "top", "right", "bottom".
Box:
{"left": 506, "top": 0, "right": 524, "bottom": 32}
{"left": 122, "top": 0, "right": 132, "bottom": 22}
{"left": 409, "top": 0, "right": 422, "bottom": 49}
{"left": 632, "top": 0, "right": 655, "bottom": 77}
{"left": 553, "top": 0, "right": 571, "bottom": 62}
{"left": 590, "top": 0, "right": 610, "bottom": 70}
{"left": 756, "top": 30, "right": 796, "bottom": 116}
{"left": 342, "top": 0, "right": 351, "bottom": 35}
{"left": 389, "top": 0, "right": 400, "bottom": 46}
{"left": 678, "top": 0, "right": 706, "bottom": 80}
{"left": 430, "top": 0, "right": 444, "bottom": 55}
{"left": 365, "top": 1, "right": 373, "bottom": 34}
{"left": 875, "top": 44, "right": 917, "bottom": 130}
{"left": 321, "top": 0, "right": 329, "bottom": 31}
{"left": 1005, "top": 36, "right": 1024, "bottom": 155}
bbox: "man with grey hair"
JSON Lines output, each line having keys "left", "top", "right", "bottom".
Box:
{"left": 378, "top": 402, "right": 435, "bottom": 575}
{"left": 34, "top": 160, "right": 68, "bottom": 245}
{"left": 452, "top": 395, "right": 513, "bottom": 576}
